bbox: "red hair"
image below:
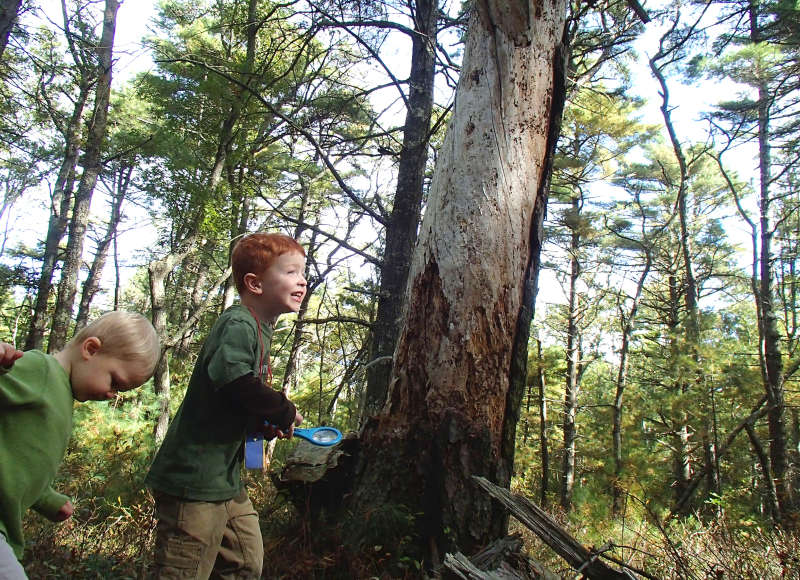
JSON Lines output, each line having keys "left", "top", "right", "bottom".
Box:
{"left": 231, "top": 233, "right": 306, "bottom": 294}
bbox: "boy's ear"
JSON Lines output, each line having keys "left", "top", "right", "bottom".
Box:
{"left": 242, "top": 273, "right": 263, "bottom": 295}
{"left": 80, "top": 337, "right": 102, "bottom": 359}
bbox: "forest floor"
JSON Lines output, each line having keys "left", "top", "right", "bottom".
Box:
{"left": 21, "top": 475, "right": 800, "bottom": 579}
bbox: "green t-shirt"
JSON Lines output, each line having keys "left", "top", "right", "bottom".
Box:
{"left": 0, "top": 350, "right": 73, "bottom": 559}
{"left": 145, "top": 305, "right": 277, "bottom": 501}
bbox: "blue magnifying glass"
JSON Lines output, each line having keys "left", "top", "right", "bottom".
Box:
{"left": 245, "top": 425, "right": 342, "bottom": 469}
{"left": 293, "top": 426, "right": 342, "bottom": 446}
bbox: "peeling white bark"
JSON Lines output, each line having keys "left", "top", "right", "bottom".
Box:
{"left": 388, "top": 0, "right": 568, "bottom": 439}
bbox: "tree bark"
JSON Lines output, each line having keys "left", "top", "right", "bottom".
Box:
{"left": 745, "top": 423, "right": 781, "bottom": 522}
{"left": 560, "top": 196, "right": 581, "bottom": 512}
{"left": 0, "top": 0, "right": 22, "bottom": 60}
{"left": 611, "top": 241, "right": 650, "bottom": 516}
{"left": 751, "top": 1, "right": 790, "bottom": 521}
{"left": 148, "top": 246, "right": 178, "bottom": 442}
{"left": 75, "top": 164, "right": 131, "bottom": 330}
{"left": 651, "top": 29, "right": 709, "bottom": 515}
{"left": 347, "top": 0, "right": 568, "bottom": 566}
{"left": 49, "top": 0, "right": 119, "bottom": 351}
{"left": 363, "top": 0, "right": 439, "bottom": 419}
{"left": 535, "top": 338, "right": 549, "bottom": 507}
{"left": 25, "top": 83, "right": 90, "bottom": 351}
{"left": 666, "top": 271, "right": 692, "bottom": 513}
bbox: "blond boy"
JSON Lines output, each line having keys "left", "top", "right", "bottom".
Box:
{"left": 0, "top": 311, "right": 160, "bottom": 580}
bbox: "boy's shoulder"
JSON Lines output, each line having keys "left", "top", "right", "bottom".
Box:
{"left": 205, "top": 304, "right": 259, "bottom": 339}
{"left": 0, "top": 350, "right": 70, "bottom": 403}
{"left": 197, "top": 305, "right": 262, "bottom": 360}
{"left": 215, "top": 304, "right": 254, "bottom": 327}
{"left": 14, "top": 349, "right": 56, "bottom": 371}
{"left": 14, "top": 350, "right": 65, "bottom": 379}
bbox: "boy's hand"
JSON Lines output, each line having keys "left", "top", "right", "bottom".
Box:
{"left": 0, "top": 343, "right": 23, "bottom": 373}
{"left": 53, "top": 500, "right": 74, "bottom": 522}
{"left": 286, "top": 411, "right": 303, "bottom": 439}
{"left": 268, "top": 411, "right": 303, "bottom": 440}
{"left": 261, "top": 423, "right": 281, "bottom": 440}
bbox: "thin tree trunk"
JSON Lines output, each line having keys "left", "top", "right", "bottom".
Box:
{"left": 280, "top": 208, "right": 315, "bottom": 395}
{"left": 652, "top": 30, "right": 708, "bottom": 513}
{"left": 668, "top": 396, "right": 769, "bottom": 521}
{"left": 745, "top": 422, "right": 781, "bottom": 522}
{"left": 348, "top": 0, "right": 568, "bottom": 565}
{"left": 113, "top": 223, "right": 120, "bottom": 309}
{"left": 791, "top": 408, "right": 800, "bottom": 497}
{"left": 148, "top": 246, "right": 179, "bottom": 442}
{"left": 611, "top": 244, "right": 650, "bottom": 516}
{"left": 705, "top": 383, "right": 722, "bottom": 501}
{"left": 666, "top": 271, "right": 692, "bottom": 512}
{"left": 536, "top": 338, "right": 549, "bottom": 508}
{"left": 756, "top": 108, "right": 790, "bottom": 524}
{"left": 363, "top": 0, "right": 438, "bottom": 419}
{"left": 561, "top": 207, "right": 581, "bottom": 512}
{"left": 49, "top": 0, "right": 119, "bottom": 351}
{"left": 147, "top": 240, "right": 234, "bottom": 442}
{"left": 25, "top": 84, "right": 90, "bottom": 351}
{"left": 177, "top": 241, "right": 213, "bottom": 354}
{"left": 75, "top": 164, "right": 131, "bottom": 329}
{"left": 0, "top": 0, "right": 22, "bottom": 60}
{"left": 223, "top": 182, "right": 249, "bottom": 310}
{"left": 747, "top": 1, "right": 790, "bottom": 524}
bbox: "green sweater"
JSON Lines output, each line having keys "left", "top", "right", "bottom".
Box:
{"left": 146, "top": 305, "right": 293, "bottom": 501}
{"left": 0, "top": 350, "right": 73, "bottom": 559}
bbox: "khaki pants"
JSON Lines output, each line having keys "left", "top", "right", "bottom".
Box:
{"left": 151, "top": 489, "right": 264, "bottom": 580}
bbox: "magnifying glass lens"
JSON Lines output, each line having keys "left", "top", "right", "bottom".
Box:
{"left": 312, "top": 429, "right": 338, "bottom": 442}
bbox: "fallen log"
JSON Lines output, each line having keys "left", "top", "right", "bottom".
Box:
{"left": 471, "top": 476, "right": 633, "bottom": 580}
{"left": 443, "top": 534, "right": 561, "bottom": 580}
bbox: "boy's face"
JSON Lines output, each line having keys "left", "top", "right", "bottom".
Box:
{"left": 249, "top": 250, "right": 307, "bottom": 319}
{"left": 70, "top": 338, "right": 151, "bottom": 402}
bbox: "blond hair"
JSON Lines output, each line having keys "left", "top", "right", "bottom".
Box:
{"left": 71, "top": 311, "right": 161, "bottom": 376}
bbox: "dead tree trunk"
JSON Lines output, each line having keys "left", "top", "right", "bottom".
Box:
{"left": 347, "top": 0, "right": 569, "bottom": 567}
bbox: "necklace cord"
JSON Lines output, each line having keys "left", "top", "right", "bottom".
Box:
{"left": 246, "top": 306, "right": 272, "bottom": 387}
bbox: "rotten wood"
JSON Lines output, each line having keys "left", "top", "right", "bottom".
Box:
{"left": 472, "top": 476, "right": 632, "bottom": 579}
{"left": 443, "top": 534, "right": 561, "bottom": 580}
{"left": 273, "top": 434, "right": 358, "bottom": 519}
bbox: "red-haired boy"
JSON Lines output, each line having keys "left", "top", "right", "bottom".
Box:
{"left": 146, "top": 232, "right": 306, "bottom": 579}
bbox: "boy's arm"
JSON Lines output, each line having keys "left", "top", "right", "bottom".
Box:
{"left": 31, "top": 486, "right": 72, "bottom": 521}
{"left": 220, "top": 373, "right": 297, "bottom": 430}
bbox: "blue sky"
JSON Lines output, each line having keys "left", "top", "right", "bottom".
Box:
{"left": 113, "top": 0, "right": 158, "bottom": 84}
